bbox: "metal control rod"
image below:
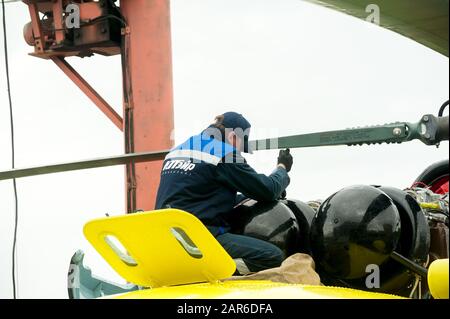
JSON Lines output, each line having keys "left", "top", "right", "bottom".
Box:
{"left": 0, "top": 114, "right": 448, "bottom": 181}
{"left": 390, "top": 251, "right": 428, "bottom": 278}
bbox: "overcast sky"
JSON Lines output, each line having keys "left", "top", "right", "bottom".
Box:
{"left": 0, "top": 0, "right": 448, "bottom": 298}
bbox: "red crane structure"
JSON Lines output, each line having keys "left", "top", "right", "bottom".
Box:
{"left": 21, "top": 0, "right": 174, "bottom": 212}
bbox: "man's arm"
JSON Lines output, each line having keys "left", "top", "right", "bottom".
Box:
{"left": 216, "top": 153, "right": 290, "bottom": 202}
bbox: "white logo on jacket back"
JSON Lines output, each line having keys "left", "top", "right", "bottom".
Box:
{"left": 162, "top": 159, "right": 196, "bottom": 172}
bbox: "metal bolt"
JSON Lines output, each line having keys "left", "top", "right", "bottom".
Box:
{"left": 423, "top": 115, "right": 429, "bottom": 122}
{"left": 393, "top": 128, "right": 402, "bottom": 136}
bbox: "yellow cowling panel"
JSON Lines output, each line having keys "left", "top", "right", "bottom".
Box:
{"left": 428, "top": 259, "right": 449, "bottom": 299}
{"left": 84, "top": 208, "right": 405, "bottom": 299}
{"left": 83, "top": 209, "right": 236, "bottom": 288}
{"left": 109, "top": 281, "right": 403, "bottom": 299}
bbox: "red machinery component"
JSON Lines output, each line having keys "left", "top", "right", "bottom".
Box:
{"left": 22, "top": 0, "right": 174, "bottom": 212}
{"left": 23, "top": 0, "right": 121, "bottom": 58}
{"left": 413, "top": 159, "right": 449, "bottom": 195}
{"left": 429, "top": 177, "right": 449, "bottom": 195}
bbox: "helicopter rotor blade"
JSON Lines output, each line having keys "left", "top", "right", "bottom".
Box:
{"left": 0, "top": 150, "right": 169, "bottom": 181}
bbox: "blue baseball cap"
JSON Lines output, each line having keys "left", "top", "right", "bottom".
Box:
{"left": 222, "top": 112, "right": 251, "bottom": 131}
{"left": 224, "top": 112, "right": 251, "bottom": 153}
{"left": 213, "top": 112, "right": 252, "bottom": 153}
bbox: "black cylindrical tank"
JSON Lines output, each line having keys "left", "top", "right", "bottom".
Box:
{"left": 310, "top": 185, "right": 402, "bottom": 280}
{"left": 229, "top": 199, "right": 300, "bottom": 257}
{"left": 377, "top": 186, "right": 430, "bottom": 264}
{"left": 281, "top": 199, "right": 316, "bottom": 254}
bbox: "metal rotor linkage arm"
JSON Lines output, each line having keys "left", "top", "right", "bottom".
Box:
{"left": 249, "top": 114, "right": 449, "bottom": 151}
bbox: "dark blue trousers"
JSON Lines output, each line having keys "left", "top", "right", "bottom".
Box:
{"left": 216, "top": 232, "right": 284, "bottom": 274}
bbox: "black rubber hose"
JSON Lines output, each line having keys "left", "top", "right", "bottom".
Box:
{"left": 438, "top": 100, "right": 449, "bottom": 117}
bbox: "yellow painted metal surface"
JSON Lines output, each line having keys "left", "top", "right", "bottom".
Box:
{"left": 428, "top": 259, "right": 449, "bottom": 299}
{"left": 83, "top": 209, "right": 236, "bottom": 288}
{"left": 110, "top": 280, "right": 403, "bottom": 299}
{"left": 84, "top": 209, "right": 404, "bottom": 299}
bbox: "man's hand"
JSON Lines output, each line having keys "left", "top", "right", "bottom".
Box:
{"left": 277, "top": 148, "right": 293, "bottom": 172}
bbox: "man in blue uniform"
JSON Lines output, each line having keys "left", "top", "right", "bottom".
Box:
{"left": 155, "top": 112, "right": 293, "bottom": 274}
